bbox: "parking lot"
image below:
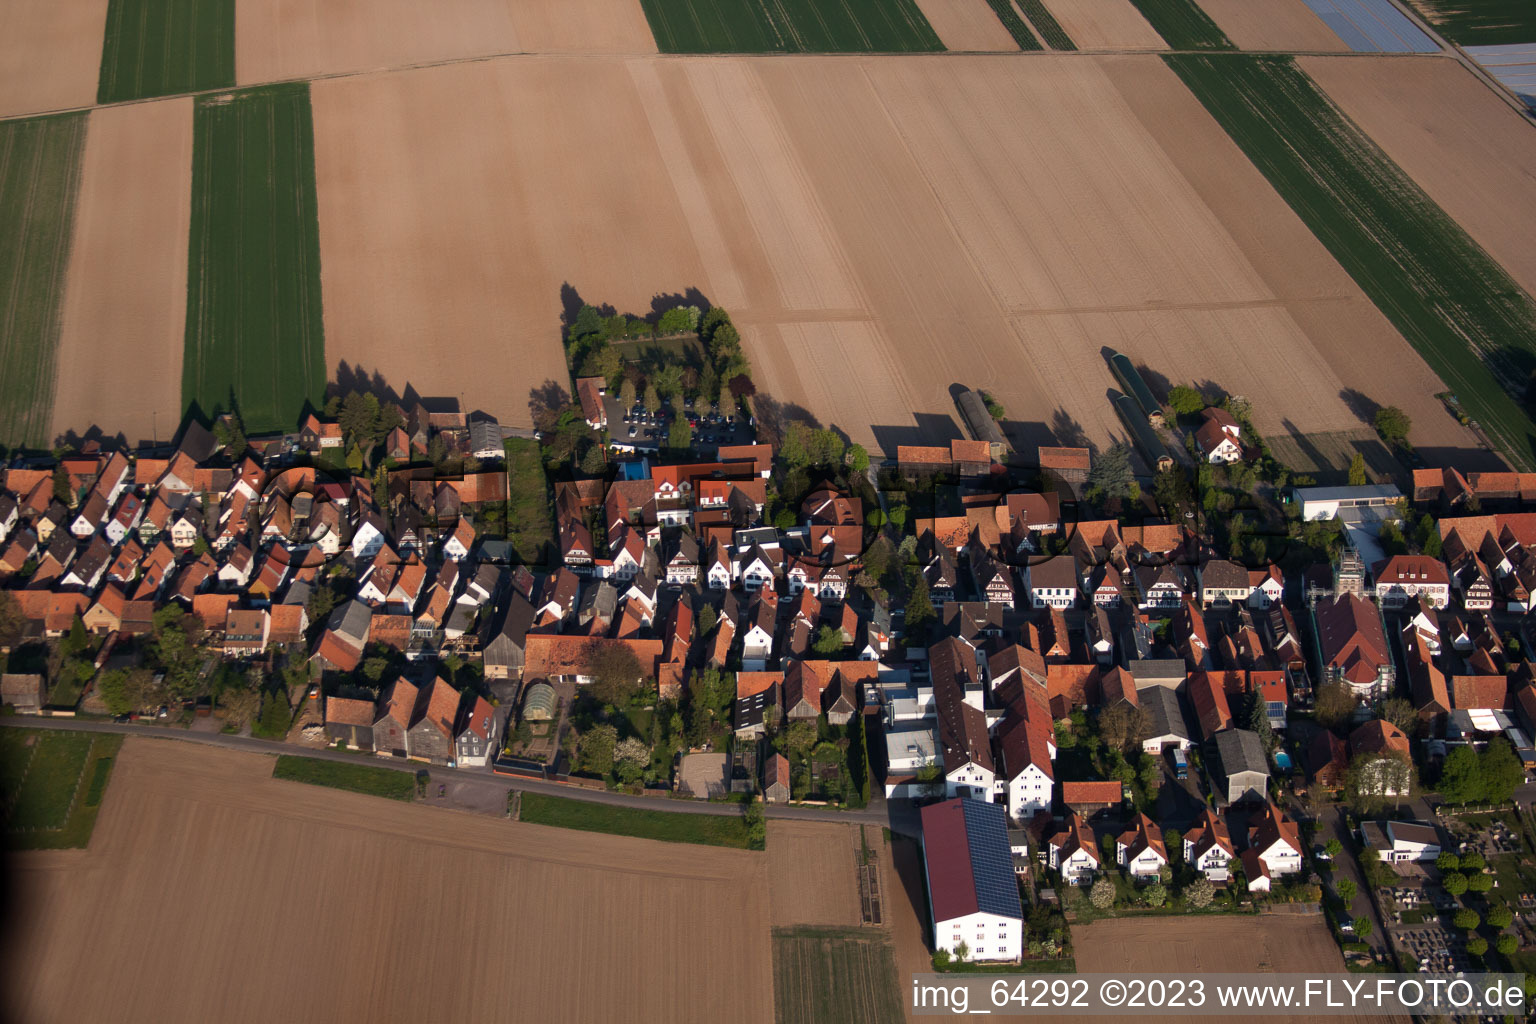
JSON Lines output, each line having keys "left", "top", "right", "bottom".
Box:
{"left": 605, "top": 393, "right": 754, "bottom": 456}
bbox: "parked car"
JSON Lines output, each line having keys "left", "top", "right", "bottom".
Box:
{"left": 1313, "top": 844, "right": 1332, "bottom": 862}
{"left": 628, "top": 426, "right": 637, "bottom": 438}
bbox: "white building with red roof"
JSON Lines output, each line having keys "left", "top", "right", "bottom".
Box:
{"left": 920, "top": 798, "right": 1023, "bottom": 963}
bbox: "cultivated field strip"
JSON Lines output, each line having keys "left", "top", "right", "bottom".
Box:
{"left": 1406, "top": 0, "right": 1536, "bottom": 46}
{"left": 1018, "top": 0, "right": 1077, "bottom": 48}
{"left": 771, "top": 926, "right": 904, "bottom": 1024}
{"left": 185, "top": 83, "right": 325, "bottom": 435}
{"left": 1043, "top": 0, "right": 1168, "bottom": 50}
{"left": 1195, "top": 0, "right": 1349, "bottom": 51}
{"left": 0, "top": 0, "right": 111, "bottom": 119}
{"left": 0, "top": 113, "right": 87, "bottom": 449}
{"left": 911, "top": 0, "right": 1024, "bottom": 51}
{"left": 1127, "top": 0, "right": 1235, "bottom": 48}
{"left": 97, "top": 0, "right": 235, "bottom": 104}
{"left": 638, "top": 0, "right": 945, "bottom": 52}
{"left": 1167, "top": 53, "right": 1536, "bottom": 469}
{"left": 983, "top": 0, "right": 1044, "bottom": 48}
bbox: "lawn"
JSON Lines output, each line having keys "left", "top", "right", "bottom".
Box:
{"left": 97, "top": 0, "right": 236, "bottom": 104}
{"left": 638, "top": 0, "right": 943, "bottom": 52}
{"left": 2, "top": 731, "right": 123, "bottom": 849}
{"left": 0, "top": 113, "right": 88, "bottom": 451}
{"left": 504, "top": 437, "right": 556, "bottom": 568}
{"left": 772, "top": 926, "right": 905, "bottom": 1024}
{"left": 1405, "top": 0, "right": 1536, "bottom": 45}
{"left": 1127, "top": 0, "right": 1235, "bottom": 48}
{"left": 184, "top": 83, "right": 326, "bottom": 436}
{"left": 271, "top": 755, "right": 417, "bottom": 801}
{"left": 1166, "top": 53, "right": 1536, "bottom": 470}
{"left": 519, "top": 791, "right": 753, "bottom": 849}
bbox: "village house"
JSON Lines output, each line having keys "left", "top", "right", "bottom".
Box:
{"left": 1183, "top": 808, "right": 1236, "bottom": 882}
{"left": 1116, "top": 813, "right": 1168, "bottom": 880}
{"left": 1046, "top": 812, "right": 1100, "bottom": 885}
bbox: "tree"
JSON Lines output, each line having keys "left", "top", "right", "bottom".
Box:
{"left": 1454, "top": 908, "right": 1481, "bottom": 931}
{"left": 1085, "top": 443, "right": 1136, "bottom": 505}
{"left": 1186, "top": 876, "right": 1214, "bottom": 908}
{"left": 619, "top": 378, "right": 636, "bottom": 410}
{"left": 1313, "top": 682, "right": 1358, "bottom": 730}
{"left": 1153, "top": 467, "right": 1194, "bottom": 515}
{"left": 844, "top": 443, "right": 869, "bottom": 474}
{"left": 1466, "top": 872, "right": 1493, "bottom": 893}
{"left": 813, "top": 625, "right": 845, "bottom": 656}
{"left": 657, "top": 306, "right": 696, "bottom": 335}
{"left": 1466, "top": 936, "right": 1488, "bottom": 957}
{"left": 1335, "top": 879, "right": 1356, "bottom": 903}
{"left": 1353, "top": 918, "right": 1372, "bottom": 940}
{"left": 1442, "top": 872, "right": 1467, "bottom": 896}
{"left": 584, "top": 641, "right": 649, "bottom": 707}
{"left": 1434, "top": 851, "right": 1460, "bottom": 873}
{"left": 0, "top": 590, "right": 25, "bottom": 649}
{"left": 697, "top": 603, "right": 717, "bottom": 638}
{"left": 1479, "top": 737, "right": 1524, "bottom": 804}
{"left": 578, "top": 723, "right": 618, "bottom": 776}
{"left": 1437, "top": 744, "right": 1483, "bottom": 803}
{"left": 1098, "top": 703, "right": 1148, "bottom": 753}
{"left": 727, "top": 374, "right": 755, "bottom": 399}
{"left": 1089, "top": 877, "right": 1115, "bottom": 910}
{"left": 579, "top": 445, "right": 606, "bottom": 475}
{"left": 1167, "top": 385, "right": 1205, "bottom": 417}
{"left": 1374, "top": 406, "right": 1411, "bottom": 447}
{"left": 216, "top": 685, "right": 260, "bottom": 730}
{"left": 1378, "top": 698, "right": 1417, "bottom": 737}
{"left": 652, "top": 364, "right": 685, "bottom": 399}
{"left": 614, "top": 736, "right": 649, "bottom": 784}
{"left": 1100, "top": 833, "right": 1117, "bottom": 860}
{"left": 52, "top": 464, "right": 73, "bottom": 506}
{"left": 1325, "top": 838, "right": 1343, "bottom": 859}
{"left": 668, "top": 419, "right": 693, "bottom": 452}
{"left": 1348, "top": 452, "right": 1367, "bottom": 487}
{"left": 784, "top": 721, "right": 817, "bottom": 763}
{"left": 95, "top": 667, "right": 160, "bottom": 717}
{"left": 1486, "top": 905, "right": 1513, "bottom": 929}
{"left": 744, "top": 799, "right": 766, "bottom": 851}
{"left": 905, "top": 576, "right": 935, "bottom": 634}
{"left": 1497, "top": 934, "right": 1517, "bottom": 956}
{"left": 251, "top": 689, "right": 293, "bottom": 739}
{"left": 953, "top": 939, "right": 970, "bottom": 964}
{"left": 1460, "top": 850, "right": 1484, "bottom": 871}
{"left": 1143, "top": 882, "right": 1167, "bottom": 907}
{"left": 643, "top": 382, "right": 661, "bottom": 416}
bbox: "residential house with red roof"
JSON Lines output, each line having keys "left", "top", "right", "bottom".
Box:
{"left": 1046, "top": 810, "right": 1100, "bottom": 885}
{"left": 1116, "top": 813, "right": 1168, "bottom": 880}
{"left": 1315, "top": 593, "right": 1394, "bottom": 699}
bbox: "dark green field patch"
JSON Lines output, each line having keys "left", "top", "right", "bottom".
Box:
{"left": 1406, "top": 0, "right": 1536, "bottom": 45}
{"left": 185, "top": 83, "right": 326, "bottom": 436}
{"left": 3, "top": 731, "right": 122, "bottom": 849}
{"left": 272, "top": 755, "right": 417, "bottom": 801}
{"left": 1019, "top": 0, "right": 1076, "bottom": 49}
{"left": 639, "top": 0, "right": 943, "bottom": 52}
{"left": 1167, "top": 54, "right": 1536, "bottom": 469}
{"left": 0, "top": 113, "right": 87, "bottom": 451}
{"left": 772, "top": 926, "right": 904, "bottom": 1024}
{"left": 983, "top": 0, "right": 1043, "bottom": 49}
{"left": 1127, "top": 0, "right": 1234, "bottom": 48}
{"left": 97, "top": 0, "right": 235, "bottom": 104}
{"left": 519, "top": 791, "right": 753, "bottom": 848}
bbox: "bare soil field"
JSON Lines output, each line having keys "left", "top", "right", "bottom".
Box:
{"left": 4, "top": 738, "right": 773, "bottom": 1023}
{"left": 312, "top": 52, "right": 1475, "bottom": 461}
{"left": 53, "top": 99, "right": 191, "bottom": 447}
{"left": 766, "top": 819, "right": 863, "bottom": 926}
{"left": 0, "top": 0, "right": 109, "bottom": 119}
{"left": 1303, "top": 55, "right": 1536, "bottom": 299}
{"left": 235, "top": 0, "right": 655, "bottom": 85}
{"left": 911, "top": 0, "right": 1021, "bottom": 51}
{"left": 1196, "top": 0, "right": 1349, "bottom": 51}
{"left": 1043, "top": 0, "right": 1166, "bottom": 50}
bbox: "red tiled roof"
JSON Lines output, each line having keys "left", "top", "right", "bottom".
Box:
{"left": 1061, "top": 781, "right": 1122, "bottom": 806}
{"left": 327, "top": 696, "right": 375, "bottom": 727}
{"left": 1349, "top": 719, "right": 1410, "bottom": 760}
{"left": 1038, "top": 447, "right": 1090, "bottom": 472}
{"left": 1452, "top": 674, "right": 1509, "bottom": 711}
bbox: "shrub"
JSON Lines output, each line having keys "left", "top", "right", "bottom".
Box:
{"left": 1435, "top": 851, "right": 1460, "bottom": 872}
{"left": 1089, "top": 877, "right": 1115, "bottom": 910}
{"left": 1353, "top": 918, "right": 1372, "bottom": 940}
{"left": 1443, "top": 873, "right": 1467, "bottom": 896}
{"left": 1324, "top": 838, "right": 1342, "bottom": 859}
{"left": 1143, "top": 883, "right": 1167, "bottom": 908}
{"left": 1167, "top": 385, "right": 1205, "bottom": 417}
{"left": 1185, "top": 877, "right": 1214, "bottom": 908}
{"left": 1454, "top": 908, "right": 1481, "bottom": 931}
{"left": 1466, "top": 872, "right": 1493, "bottom": 893}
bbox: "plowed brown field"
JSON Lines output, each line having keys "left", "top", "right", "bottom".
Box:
{"left": 310, "top": 52, "right": 1476, "bottom": 459}
{"left": 53, "top": 99, "right": 191, "bottom": 446}
{"left": 1303, "top": 55, "right": 1536, "bottom": 299}
{"left": 912, "top": 0, "right": 1021, "bottom": 51}
{"left": 766, "top": 820, "right": 863, "bottom": 926}
{"left": 0, "top": 0, "right": 109, "bottom": 118}
{"left": 6, "top": 739, "right": 773, "bottom": 1024}
{"left": 1045, "top": 0, "right": 1166, "bottom": 49}
{"left": 1197, "top": 0, "right": 1349, "bottom": 51}
{"left": 235, "top": 0, "right": 656, "bottom": 85}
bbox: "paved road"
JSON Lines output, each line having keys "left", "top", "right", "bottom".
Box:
{"left": 1, "top": 716, "right": 918, "bottom": 833}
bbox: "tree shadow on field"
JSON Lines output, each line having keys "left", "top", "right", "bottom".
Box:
{"left": 1338, "top": 388, "right": 1382, "bottom": 427}
{"left": 648, "top": 287, "right": 712, "bottom": 323}
{"left": 1136, "top": 363, "right": 1172, "bottom": 404}
{"left": 559, "top": 283, "right": 615, "bottom": 336}
{"left": 528, "top": 380, "right": 572, "bottom": 432}
{"left": 52, "top": 425, "right": 129, "bottom": 456}
{"left": 1049, "top": 408, "right": 1092, "bottom": 453}
{"left": 869, "top": 413, "right": 964, "bottom": 459}
{"left": 750, "top": 391, "right": 820, "bottom": 449}
{"left": 333, "top": 362, "right": 407, "bottom": 410}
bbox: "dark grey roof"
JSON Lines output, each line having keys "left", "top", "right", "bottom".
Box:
{"left": 1141, "top": 684, "right": 1189, "bottom": 742}
{"left": 1130, "top": 659, "right": 1186, "bottom": 684}
{"left": 1213, "top": 727, "right": 1269, "bottom": 778}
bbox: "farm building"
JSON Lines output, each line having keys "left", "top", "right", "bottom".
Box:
{"left": 1292, "top": 484, "right": 1403, "bottom": 524}
{"left": 1038, "top": 446, "right": 1090, "bottom": 488}
{"left": 954, "top": 388, "right": 1009, "bottom": 461}
{"left": 920, "top": 797, "right": 1023, "bottom": 962}
{"left": 1107, "top": 351, "right": 1164, "bottom": 426}
{"left": 1111, "top": 392, "right": 1173, "bottom": 472}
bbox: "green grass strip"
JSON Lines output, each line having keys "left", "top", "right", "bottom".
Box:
{"left": 7, "top": 732, "right": 92, "bottom": 831}
{"left": 984, "top": 0, "right": 1043, "bottom": 49}
{"left": 1405, "top": 0, "right": 1536, "bottom": 45}
{"left": 1128, "top": 0, "right": 1235, "bottom": 49}
{"left": 185, "top": 83, "right": 326, "bottom": 436}
{"left": 1165, "top": 54, "right": 1536, "bottom": 470}
{"left": 504, "top": 437, "right": 556, "bottom": 567}
{"left": 83, "top": 756, "right": 114, "bottom": 807}
{"left": 1018, "top": 0, "right": 1076, "bottom": 49}
{"left": 0, "top": 113, "right": 87, "bottom": 451}
{"left": 639, "top": 0, "right": 943, "bottom": 52}
{"left": 272, "top": 755, "right": 417, "bottom": 801}
{"left": 519, "top": 791, "right": 753, "bottom": 848}
{"left": 97, "top": 0, "right": 235, "bottom": 104}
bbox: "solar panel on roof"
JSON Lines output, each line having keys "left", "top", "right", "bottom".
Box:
{"left": 961, "top": 801, "right": 1024, "bottom": 920}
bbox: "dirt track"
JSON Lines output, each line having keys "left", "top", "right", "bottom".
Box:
{"left": 1303, "top": 55, "right": 1536, "bottom": 300}
{"left": 1045, "top": 0, "right": 1166, "bottom": 50}
{"left": 1198, "top": 0, "right": 1350, "bottom": 51}
{"left": 5, "top": 738, "right": 773, "bottom": 1024}
{"left": 0, "top": 0, "right": 108, "bottom": 118}
{"left": 53, "top": 99, "right": 191, "bottom": 447}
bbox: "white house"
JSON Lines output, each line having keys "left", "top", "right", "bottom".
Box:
{"left": 921, "top": 798, "right": 1024, "bottom": 963}
{"left": 1116, "top": 813, "right": 1168, "bottom": 880}
{"left": 1195, "top": 407, "right": 1244, "bottom": 464}
{"left": 1293, "top": 484, "right": 1402, "bottom": 524}
{"left": 1373, "top": 555, "right": 1451, "bottom": 610}
{"left": 351, "top": 512, "right": 387, "bottom": 560}
{"left": 1025, "top": 557, "right": 1078, "bottom": 610}
{"left": 1047, "top": 813, "right": 1100, "bottom": 885}
{"left": 996, "top": 703, "right": 1054, "bottom": 821}
{"left": 1360, "top": 820, "right": 1440, "bottom": 864}
{"left": 884, "top": 721, "right": 941, "bottom": 800}
{"left": 1183, "top": 808, "right": 1235, "bottom": 882}
{"left": 1249, "top": 565, "right": 1285, "bottom": 609}
{"left": 443, "top": 518, "right": 475, "bottom": 561}
{"left": 1248, "top": 801, "right": 1303, "bottom": 879}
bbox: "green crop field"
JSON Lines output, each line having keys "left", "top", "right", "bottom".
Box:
{"left": 185, "top": 83, "right": 326, "bottom": 436}
{"left": 272, "top": 755, "right": 417, "bottom": 801}
{"left": 1167, "top": 54, "right": 1536, "bottom": 470}
{"left": 983, "top": 0, "right": 1042, "bottom": 49}
{"left": 1406, "top": 0, "right": 1536, "bottom": 45}
{"left": 519, "top": 791, "right": 753, "bottom": 848}
{"left": 1019, "top": 0, "right": 1076, "bottom": 49}
{"left": 639, "top": 0, "right": 943, "bottom": 52}
{"left": 2, "top": 731, "right": 123, "bottom": 849}
{"left": 1128, "top": 0, "right": 1234, "bottom": 48}
{"left": 0, "top": 114, "right": 87, "bottom": 452}
{"left": 772, "top": 926, "right": 904, "bottom": 1024}
{"left": 97, "top": 0, "right": 235, "bottom": 104}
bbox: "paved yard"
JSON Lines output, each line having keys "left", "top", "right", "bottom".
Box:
{"left": 679, "top": 753, "right": 728, "bottom": 799}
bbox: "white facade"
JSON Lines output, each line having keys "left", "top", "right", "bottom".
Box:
{"left": 1186, "top": 842, "right": 1232, "bottom": 882}
{"left": 1118, "top": 844, "right": 1167, "bottom": 880}
{"left": 945, "top": 762, "right": 998, "bottom": 804}
{"left": 933, "top": 910, "right": 1022, "bottom": 964}
{"left": 1030, "top": 584, "right": 1077, "bottom": 609}
{"left": 1052, "top": 847, "right": 1098, "bottom": 885}
{"left": 1005, "top": 763, "right": 1052, "bottom": 821}
{"left": 1256, "top": 839, "right": 1303, "bottom": 878}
